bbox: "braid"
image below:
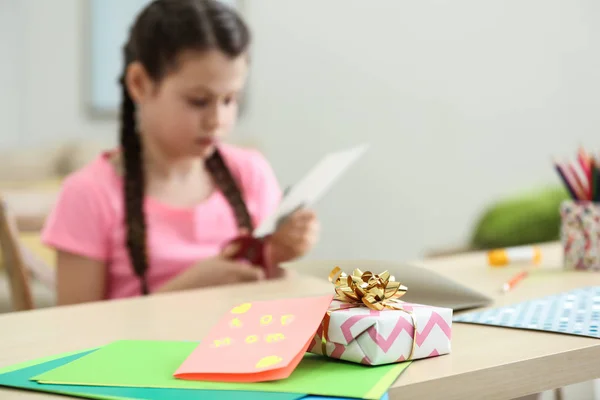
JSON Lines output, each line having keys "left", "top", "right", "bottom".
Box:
{"left": 119, "top": 77, "right": 150, "bottom": 295}
{"left": 116, "top": 0, "right": 252, "bottom": 295}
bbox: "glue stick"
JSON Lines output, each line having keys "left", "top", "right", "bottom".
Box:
{"left": 487, "top": 245, "right": 542, "bottom": 267}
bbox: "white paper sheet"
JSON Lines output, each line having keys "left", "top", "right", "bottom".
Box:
{"left": 254, "top": 143, "right": 369, "bottom": 237}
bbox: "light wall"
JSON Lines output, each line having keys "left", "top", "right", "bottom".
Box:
{"left": 0, "top": 0, "right": 117, "bottom": 149}
{"left": 1, "top": 0, "right": 599, "bottom": 261}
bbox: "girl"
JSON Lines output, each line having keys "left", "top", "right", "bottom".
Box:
{"left": 41, "top": 0, "right": 319, "bottom": 305}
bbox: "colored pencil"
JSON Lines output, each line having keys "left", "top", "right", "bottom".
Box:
{"left": 554, "top": 162, "right": 577, "bottom": 200}
{"left": 567, "top": 163, "right": 589, "bottom": 200}
{"left": 554, "top": 148, "right": 600, "bottom": 202}
{"left": 592, "top": 159, "right": 600, "bottom": 202}
{"left": 592, "top": 158, "right": 597, "bottom": 201}
{"left": 502, "top": 270, "right": 529, "bottom": 292}
{"left": 554, "top": 160, "right": 579, "bottom": 200}
{"left": 578, "top": 147, "right": 591, "bottom": 181}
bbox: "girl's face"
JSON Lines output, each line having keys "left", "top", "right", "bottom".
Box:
{"left": 127, "top": 49, "right": 248, "bottom": 159}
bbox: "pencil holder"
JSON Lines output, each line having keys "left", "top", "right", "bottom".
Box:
{"left": 560, "top": 200, "right": 600, "bottom": 271}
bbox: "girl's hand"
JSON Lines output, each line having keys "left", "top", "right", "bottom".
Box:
{"left": 268, "top": 208, "right": 319, "bottom": 265}
{"left": 200, "top": 242, "right": 267, "bottom": 285}
{"left": 157, "top": 243, "right": 266, "bottom": 293}
{"left": 202, "top": 256, "right": 266, "bottom": 285}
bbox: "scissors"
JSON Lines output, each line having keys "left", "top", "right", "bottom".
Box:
{"left": 224, "top": 234, "right": 274, "bottom": 278}
{"left": 223, "top": 187, "right": 298, "bottom": 279}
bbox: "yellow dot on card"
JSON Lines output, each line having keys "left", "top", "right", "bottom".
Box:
{"left": 230, "top": 318, "right": 243, "bottom": 328}
{"left": 255, "top": 355, "right": 283, "bottom": 369}
{"left": 265, "top": 333, "right": 285, "bottom": 343}
{"left": 212, "top": 337, "right": 232, "bottom": 348}
{"left": 245, "top": 335, "right": 259, "bottom": 344}
{"left": 230, "top": 303, "right": 252, "bottom": 314}
{"left": 280, "top": 314, "right": 295, "bottom": 325}
{"left": 260, "top": 315, "right": 273, "bottom": 325}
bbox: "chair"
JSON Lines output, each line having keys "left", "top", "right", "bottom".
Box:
{"left": 0, "top": 195, "right": 54, "bottom": 312}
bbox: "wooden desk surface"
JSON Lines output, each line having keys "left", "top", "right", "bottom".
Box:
{"left": 1, "top": 242, "right": 599, "bottom": 399}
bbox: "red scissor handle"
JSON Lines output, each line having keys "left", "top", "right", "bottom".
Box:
{"left": 223, "top": 235, "right": 275, "bottom": 278}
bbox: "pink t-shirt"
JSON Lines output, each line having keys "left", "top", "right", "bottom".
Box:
{"left": 41, "top": 144, "right": 282, "bottom": 299}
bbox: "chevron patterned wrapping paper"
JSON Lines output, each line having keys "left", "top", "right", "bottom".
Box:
{"left": 308, "top": 301, "right": 452, "bottom": 365}
{"left": 561, "top": 200, "right": 600, "bottom": 271}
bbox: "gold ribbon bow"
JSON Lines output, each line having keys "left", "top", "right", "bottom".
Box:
{"left": 321, "top": 267, "right": 418, "bottom": 361}
{"left": 329, "top": 266, "right": 408, "bottom": 310}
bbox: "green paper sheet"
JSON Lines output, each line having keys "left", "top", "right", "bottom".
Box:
{"left": 0, "top": 351, "right": 304, "bottom": 400}
{"left": 0, "top": 351, "right": 136, "bottom": 400}
{"left": 33, "top": 340, "right": 409, "bottom": 400}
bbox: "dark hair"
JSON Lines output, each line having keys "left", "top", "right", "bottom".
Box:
{"left": 119, "top": 0, "right": 251, "bottom": 294}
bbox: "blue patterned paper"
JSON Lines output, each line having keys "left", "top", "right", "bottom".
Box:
{"left": 453, "top": 286, "right": 600, "bottom": 338}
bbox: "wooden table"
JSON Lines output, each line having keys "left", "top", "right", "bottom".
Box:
{"left": 1, "top": 242, "right": 599, "bottom": 399}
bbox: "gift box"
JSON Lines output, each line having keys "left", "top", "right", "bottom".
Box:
{"left": 560, "top": 200, "right": 600, "bottom": 271}
{"left": 308, "top": 268, "right": 453, "bottom": 365}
